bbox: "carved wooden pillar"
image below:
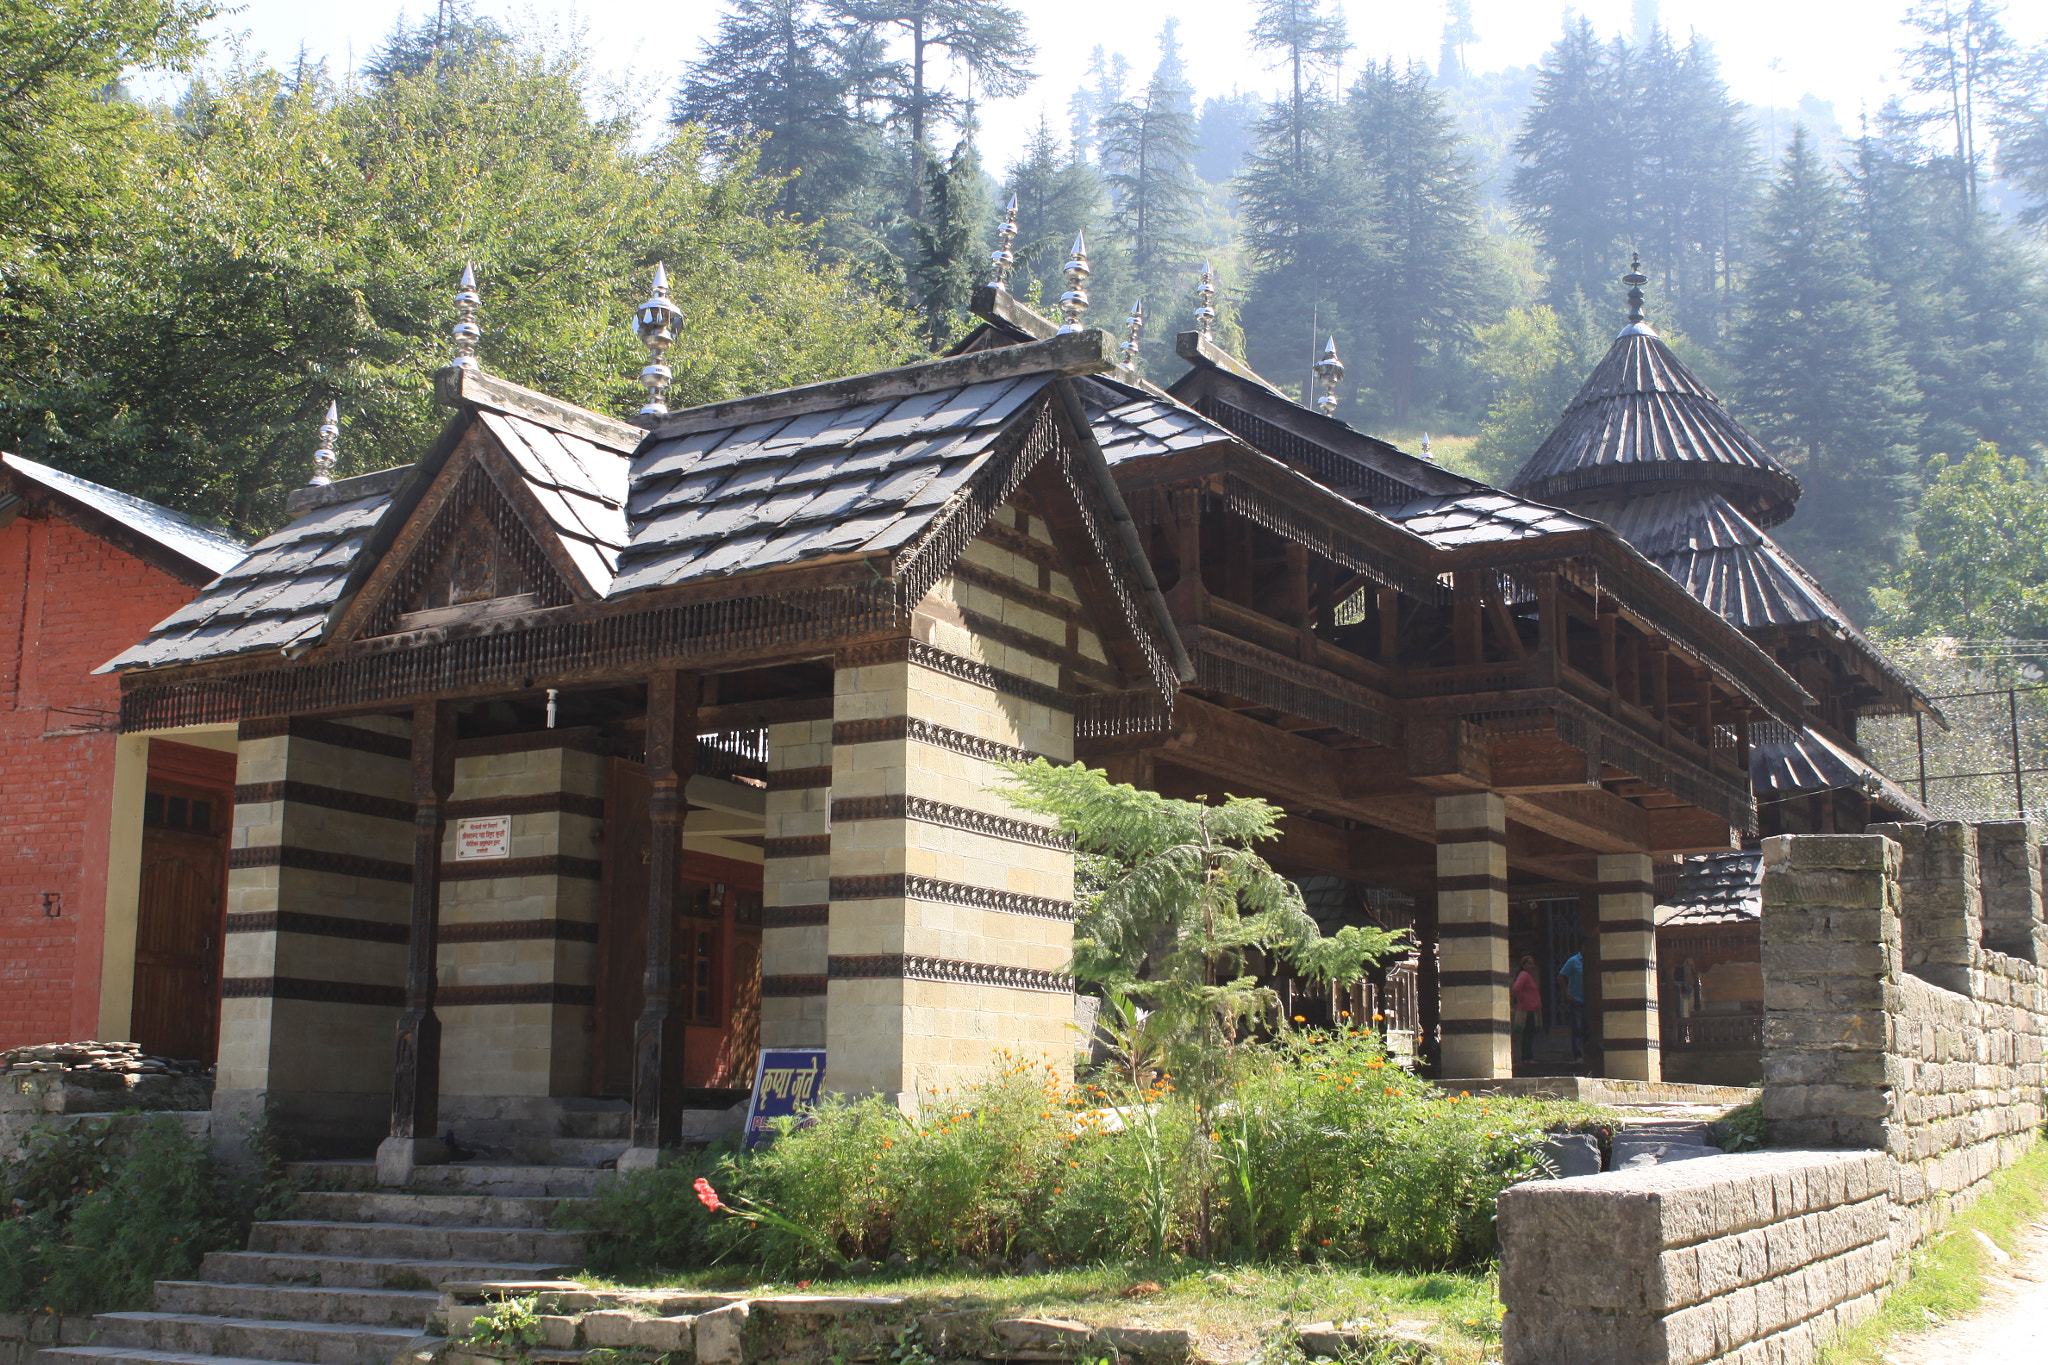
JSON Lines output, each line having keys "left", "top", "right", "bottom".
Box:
{"left": 378, "top": 700, "right": 455, "bottom": 1186}
{"left": 621, "top": 669, "right": 699, "bottom": 1168}
{"left": 1168, "top": 488, "right": 1206, "bottom": 625}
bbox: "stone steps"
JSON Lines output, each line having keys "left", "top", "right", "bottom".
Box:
{"left": 73, "top": 1313, "right": 420, "bottom": 1365}
{"left": 197, "top": 1252, "right": 571, "bottom": 1291}
{"left": 248, "top": 1221, "right": 585, "bottom": 1264}
{"left": 293, "top": 1191, "right": 572, "bottom": 1229}
{"left": 49, "top": 1161, "right": 607, "bottom": 1365}
{"left": 152, "top": 1284, "right": 442, "bottom": 1329}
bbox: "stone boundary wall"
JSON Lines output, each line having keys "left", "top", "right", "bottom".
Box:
{"left": 1498, "top": 825, "right": 2048, "bottom": 1365}
{"left": 0, "top": 1312, "right": 95, "bottom": 1365}
{"left": 1498, "top": 1149, "right": 1891, "bottom": 1365}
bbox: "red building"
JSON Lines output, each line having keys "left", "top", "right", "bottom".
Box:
{"left": 0, "top": 454, "right": 245, "bottom": 1053}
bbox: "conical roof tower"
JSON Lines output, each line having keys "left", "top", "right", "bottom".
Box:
{"left": 1511, "top": 256, "right": 1801, "bottom": 528}
{"left": 1511, "top": 259, "right": 1935, "bottom": 829}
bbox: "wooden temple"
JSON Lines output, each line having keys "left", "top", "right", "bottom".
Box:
{"left": 104, "top": 265, "right": 1832, "bottom": 1173}
{"left": 1505, "top": 258, "right": 1939, "bottom": 1081}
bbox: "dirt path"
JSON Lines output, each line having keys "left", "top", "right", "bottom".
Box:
{"left": 1877, "top": 1217, "right": 2048, "bottom": 1364}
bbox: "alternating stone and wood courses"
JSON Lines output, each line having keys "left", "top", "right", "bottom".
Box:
{"left": 104, "top": 304, "right": 1830, "bottom": 1173}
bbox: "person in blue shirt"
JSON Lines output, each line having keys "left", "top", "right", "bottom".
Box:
{"left": 1557, "top": 952, "right": 1586, "bottom": 1064}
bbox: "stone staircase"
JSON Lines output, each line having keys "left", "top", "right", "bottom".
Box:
{"left": 39, "top": 1162, "right": 605, "bottom": 1365}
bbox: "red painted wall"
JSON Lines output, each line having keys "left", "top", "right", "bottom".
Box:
{"left": 0, "top": 511, "right": 200, "bottom": 1048}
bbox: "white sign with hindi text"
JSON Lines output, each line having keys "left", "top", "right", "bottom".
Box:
{"left": 454, "top": 815, "right": 512, "bottom": 860}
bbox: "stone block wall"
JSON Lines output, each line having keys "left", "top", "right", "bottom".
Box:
{"left": 1498, "top": 825, "right": 2048, "bottom": 1365}
{"left": 1766, "top": 824, "right": 2048, "bottom": 1244}
{"left": 216, "top": 714, "right": 414, "bottom": 1157}
{"left": 436, "top": 733, "right": 607, "bottom": 1101}
{"left": 1499, "top": 1149, "right": 1891, "bottom": 1365}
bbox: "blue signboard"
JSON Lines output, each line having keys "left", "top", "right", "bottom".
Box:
{"left": 742, "top": 1049, "right": 825, "bottom": 1148}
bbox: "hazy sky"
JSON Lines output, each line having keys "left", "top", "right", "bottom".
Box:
{"left": 205, "top": 0, "right": 2048, "bottom": 162}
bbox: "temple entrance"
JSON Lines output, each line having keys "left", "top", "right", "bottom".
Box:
{"left": 594, "top": 758, "right": 764, "bottom": 1098}
{"left": 131, "top": 740, "right": 235, "bottom": 1062}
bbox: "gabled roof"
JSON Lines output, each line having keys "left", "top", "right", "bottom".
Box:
{"left": 1509, "top": 322, "right": 1801, "bottom": 529}
{"left": 102, "top": 472, "right": 394, "bottom": 671}
{"left": 106, "top": 369, "right": 637, "bottom": 672}
{"left": 616, "top": 375, "right": 1053, "bottom": 596}
{"left": 2, "top": 452, "right": 246, "bottom": 585}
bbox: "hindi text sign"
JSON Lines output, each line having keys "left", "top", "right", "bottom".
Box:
{"left": 743, "top": 1049, "right": 824, "bottom": 1148}
{"left": 454, "top": 815, "right": 511, "bottom": 861}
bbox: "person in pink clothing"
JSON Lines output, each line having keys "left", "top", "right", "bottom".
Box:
{"left": 1511, "top": 956, "right": 1544, "bottom": 1063}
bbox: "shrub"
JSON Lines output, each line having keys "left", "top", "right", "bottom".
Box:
{"left": 572, "top": 1032, "right": 1601, "bottom": 1276}
{"left": 0, "top": 1112, "right": 288, "bottom": 1314}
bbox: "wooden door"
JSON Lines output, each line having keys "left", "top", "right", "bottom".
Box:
{"left": 131, "top": 741, "right": 235, "bottom": 1062}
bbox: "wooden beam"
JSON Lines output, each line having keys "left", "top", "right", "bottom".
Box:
{"left": 1647, "top": 807, "right": 1739, "bottom": 854}
{"left": 1488, "top": 738, "right": 1595, "bottom": 793}
{"left": 631, "top": 668, "right": 699, "bottom": 1157}
{"left": 1504, "top": 787, "right": 1648, "bottom": 854}
{"left": 385, "top": 699, "right": 455, "bottom": 1179}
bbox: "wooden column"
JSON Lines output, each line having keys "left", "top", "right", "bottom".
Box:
{"left": 1377, "top": 588, "right": 1400, "bottom": 666}
{"left": 1415, "top": 891, "right": 1441, "bottom": 1077}
{"left": 621, "top": 669, "right": 699, "bottom": 1168}
{"left": 1453, "top": 573, "right": 1484, "bottom": 666}
{"left": 377, "top": 700, "right": 455, "bottom": 1186}
{"left": 1168, "top": 489, "right": 1207, "bottom": 624}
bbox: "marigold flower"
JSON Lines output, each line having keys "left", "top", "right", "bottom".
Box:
{"left": 1293, "top": 1015, "right": 1306, "bottom": 1024}
{"left": 694, "top": 1177, "right": 723, "bottom": 1212}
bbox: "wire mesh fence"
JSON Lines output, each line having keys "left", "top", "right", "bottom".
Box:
{"left": 1862, "top": 640, "right": 2048, "bottom": 822}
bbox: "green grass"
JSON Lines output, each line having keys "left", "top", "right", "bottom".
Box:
{"left": 1821, "top": 1137, "right": 2048, "bottom": 1364}
{"left": 585, "top": 1262, "right": 1504, "bottom": 1363}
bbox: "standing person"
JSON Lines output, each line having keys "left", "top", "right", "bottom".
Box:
{"left": 1557, "top": 951, "right": 1586, "bottom": 1064}
{"left": 1510, "top": 956, "right": 1544, "bottom": 1063}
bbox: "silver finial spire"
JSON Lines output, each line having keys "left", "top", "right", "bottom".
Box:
{"left": 989, "top": 195, "right": 1019, "bottom": 291}
{"left": 1120, "top": 298, "right": 1144, "bottom": 366}
{"left": 1421, "top": 432, "right": 1435, "bottom": 462}
{"left": 1194, "top": 263, "right": 1216, "bottom": 339}
{"left": 1056, "top": 232, "right": 1091, "bottom": 335}
{"left": 632, "top": 262, "right": 683, "bottom": 420}
{"left": 1624, "top": 251, "right": 1647, "bottom": 326}
{"left": 1312, "top": 336, "right": 1344, "bottom": 416}
{"left": 451, "top": 263, "right": 482, "bottom": 370}
{"left": 309, "top": 402, "right": 340, "bottom": 487}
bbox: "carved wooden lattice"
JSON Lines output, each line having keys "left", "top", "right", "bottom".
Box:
{"left": 361, "top": 461, "right": 573, "bottom": 636}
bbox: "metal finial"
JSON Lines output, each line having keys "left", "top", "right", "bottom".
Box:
{"left": 989, "top": 195, "right": 1019, "bottom": 291}
{"left": 1624, "top": 251, "right": 1648, "bottom": 326}
{"left": 1421, "top": 431, "right": 1435, "bottom": 462}
{"left": 1120, "top": 298, "right": 1145, "bottom": 365}
{"left": 451, "top": 263, "right": 482, "bottom": 370}
{"left": 1312, "top": 336, "right": 1344, "bottom": 416}
{"left": 1057, "top": 232, "right": 1091, "bottom": 335}
{"left": 632, "top": 262, "right": 683, "bottom": 419}
{"left": 1194, "top": 262, "right": 1216, "bottom": 339}
{"left": 309, "top": 402, "right": 339, "bottom": 487}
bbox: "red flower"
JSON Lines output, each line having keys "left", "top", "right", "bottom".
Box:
{"left": 694, "top": 1177, "right": 723, "bottom": 1212}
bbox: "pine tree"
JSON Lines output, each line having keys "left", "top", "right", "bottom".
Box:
{"left": 1849, "top": 111, "right": 2048, "bottom": 462}
{"left": 844, "top": 0, "right": 1035, "bottom": 220}
{"left": 1067, "top": 45, "right": 1130, "bottom": 162}
{"left": 1437, "top": 1, "right": 1476, "bottom": 87}
{"left": 1098, "top": 26, "right": 1202, "bottom": 325}
{"left": 675, "top": 0, "right": 885, "bottom": 223}
{"left": 1994, "top": 43, "right": 2048, "bottom": 229}
{"left": 1003, "top": 118, "right": 1105, "bottom": 309}
{"left": 1510, "top": 18, "right": 1629, "bottom": 308}
{"left": 1193, "top": 91, "right": 1263, "bottom": 185}
{"left": 363, "top": 0, "right": 507, "bottom": 86}
{"left": 912, "top": 135, "right": 990, "bottom": 344}
{"left": 1734, "top": 128, "right": 1921, "bottom": 616}
{"left": 1345, "top": 59, "right": 1484, "bottom": 424}
{"left": 1238, "top": 0, "right": 1356, "bottom": 392}
{"left": 1900, "top": 0, "right": 2019, "bottom": 213}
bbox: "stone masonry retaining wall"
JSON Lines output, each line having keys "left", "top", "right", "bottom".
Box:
{"left": 1498, "top": 825, "right": 2048, "bottom": 1365}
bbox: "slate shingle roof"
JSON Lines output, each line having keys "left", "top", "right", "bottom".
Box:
{"left": 102, "top": 481, "right": 390, "bottom": 670}
{"left": 612, "top": 376, "right": 1055, "bottom": 596}
{"left": 1080, "top": 377, "right": 1242, "bottom": 464}
{"left": 477, "top": 409, "right": 630, "bottom": 595}
{"left": 1751, "top": 720, "right": 1927, "bottom": 818}
{"left": 1387, "top": 490, "right": 1601, "bottom": 547}
{"left": 1658, "top": 850, "right": 1765, "bottom": 926}
{"left": 2, "top": 452, "right": 246, "bottom": 579}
